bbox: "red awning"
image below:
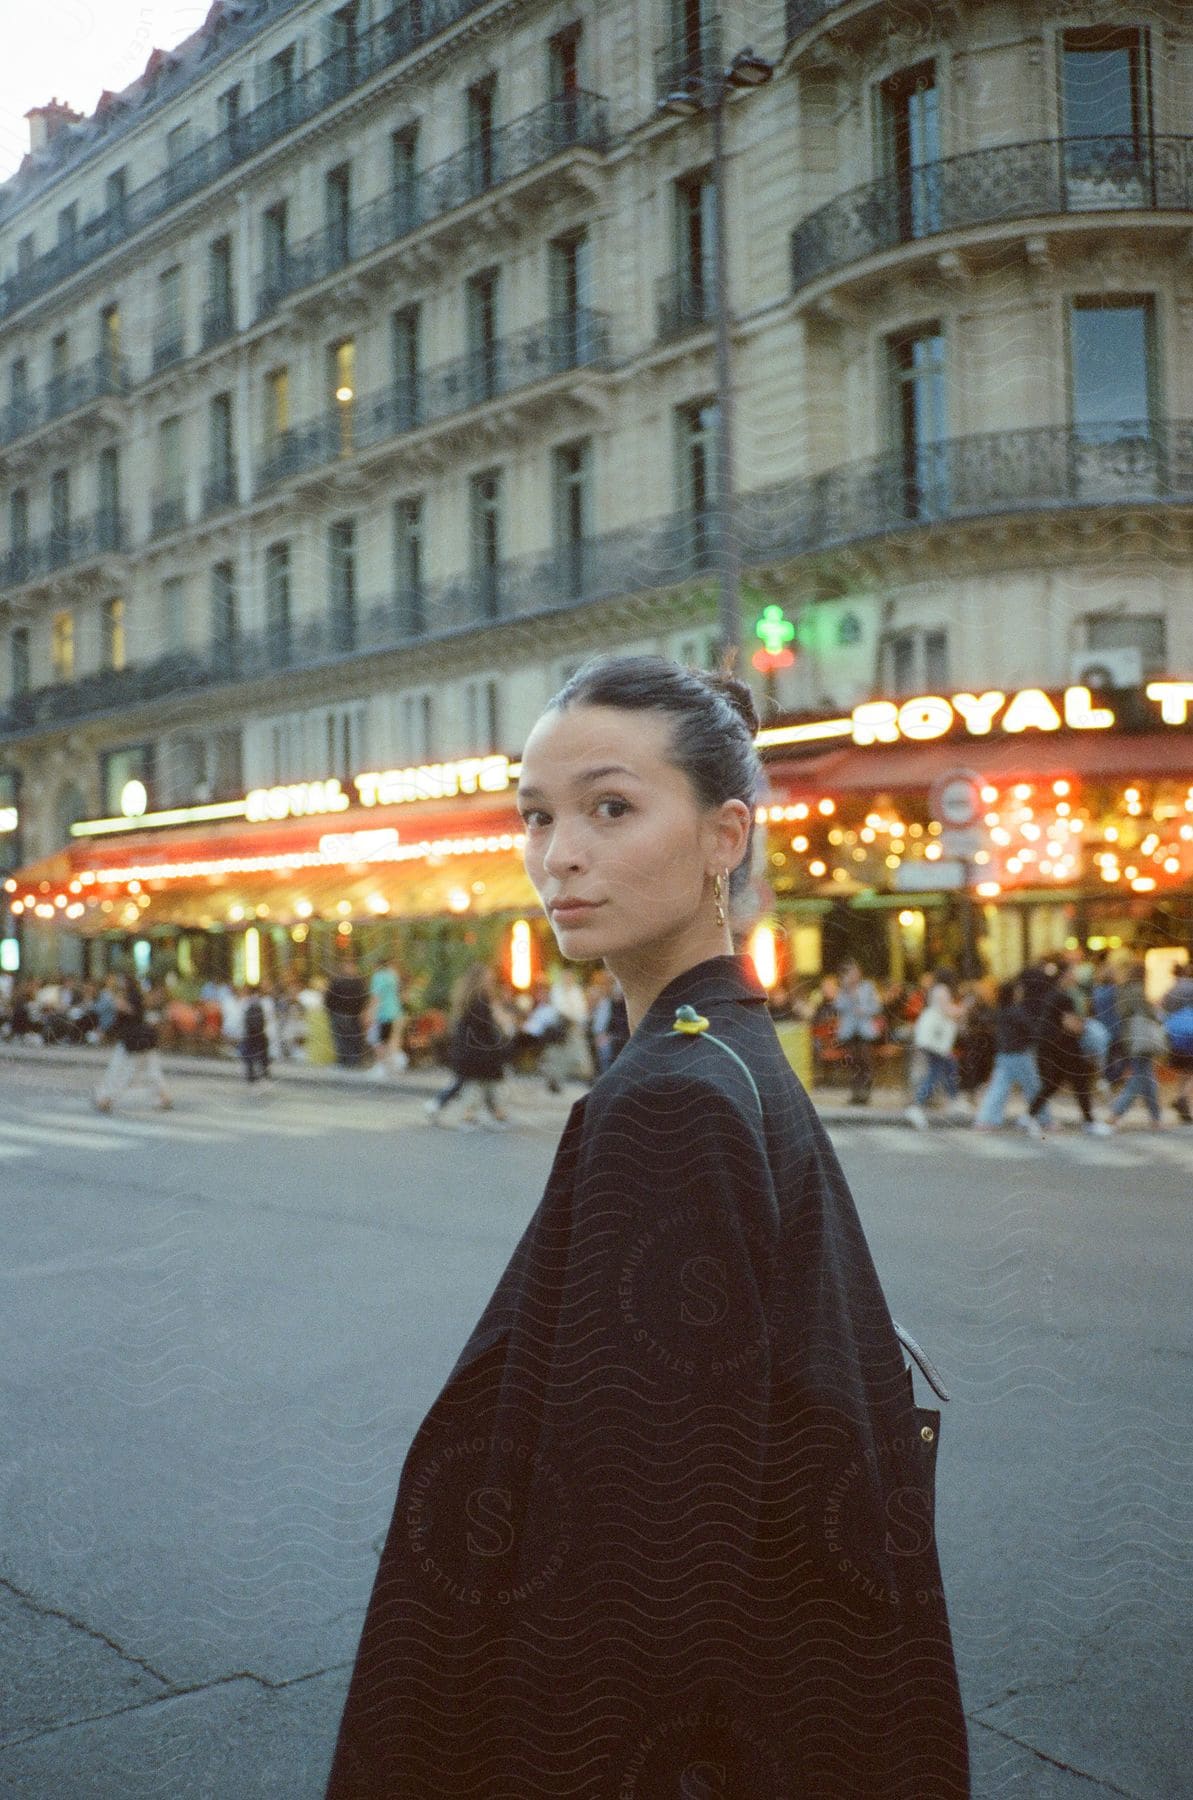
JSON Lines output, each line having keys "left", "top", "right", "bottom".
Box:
{"left": 764, "top": 730, "right": 1192, "bottom": 795}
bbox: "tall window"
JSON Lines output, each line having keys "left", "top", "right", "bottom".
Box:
{"left": 159, "top": 416, "right": 184, "bottom": 500}
{"left": 97, "top": 446, "right": 121, "bottom": 541}
{"left": 673, "top": 171, "right": 714, "bottom": 326}
{"left": 208, "top": 392, "right": 235, "bottom": 508}
{"left": 879, "top": 61, "right": 940, "bottom": 238}
{"left": 329, "top": 518, "right": 357, "bottom": 650}
{"left": 1062, "top": 27, "right": 1151, "bottom": 164}
{"left": 676, "top": 397, "right": 718, "bottom": 565}
{"left": 10, "top": 626, "right": 30, "bottom": 697}
{"left": 887, "top": 323, "right": 948, "bottom": 518}
{"left": 466, "top": 75, "right": 497, "bottom": 192}
{"left": 49, "top": 331, "right": 70, "bottom": 403}
{"left": 391, "top": 305, "right": 420, "bottom": 428}
{"left": 391, "top": 124, "right": 420, "bottom": 231}
{"left": 464, "top": 678, "right": 500, "bottom": 753}
{"left": 549, "top": 231, "right": 593, "bottom": 361}
{"left": 51, "top": 609, "right": 75, "bottom": 681}
{"left": 263, "top": 201, "right": 289, "bottom": 304}
{"left": 670, "top": 0, "right": 714, "bottom": 81}
{"left": 470, "top": 470, "right": 502, "bottom": 620}
{"left": 1084, "top": 612, "right": 1166, "bottom": 676}
{"left": 330, "top": 1, "right": 360, "bottom": 72}
{"left": 265, "top": 367, "right": 290, "bottom": 447}
{"left": 394, "top": 496, "right": 425, "bottom": 634}
{"left": 217, "top": 83, "right": 242, "bottom": 141}
{"left": 548, "top": 23, "right": 582, "bottom": 102}
{"left": 399, "top": 691, "right": 434, "bottom": 760}
{"left": 9, "top": 488, "right": 29, "bottom": 554}
{"left": 265, "top": 541, "right": 292, "bottom": 664}
{"left": 99, "top": 302, "right": 121, "bottom": 370}
{"left": 466, "top": 268, "right": 500, "bottom": 404}
{"left": 553, "top": 438, "right": 592, "bottom": 596}
{"left": 155, "top": 264, "right": 184, "bottom": 365}
{"left": 101, "top": 745, "right": 152, "bottom": 816}
{"left": 103, "top": 597, "right": 126, "bottom": 671}
{"left": 161, "top": 575, "right": 188, "bottom": 652}
{"left": 1069, "top": 297, "right": 1155, "bottom": 442}
{"left": 57, "top": 202, "right": 78, "bottom": 246}
{"left": 211, "top": 561, "right": 238, "bottom": 665}
{"left": 325, "top": 162, "right": 352, "bottom": 267}
{"left": 49, "top": 468, "right": 71, "bottom": 554}
{"left": 266, "top": 44, "right": 296, "bottom": 111}
{"left": 880, "top": 627, "right": 948, "bottom": 695}
{"left": 207, "top": 236, "right": 234, "bottom": 339}
{"left": 104, "top": 168, "right": 127, "bottom": 221}
{"left": 329, "top": 339, "right": 356, "bottom": 452}
{"left": 9, "top": 354, "right": 28, "bottom": 421}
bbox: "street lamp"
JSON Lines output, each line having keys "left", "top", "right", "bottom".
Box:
{"left": 660, "top": 43, "right": 775, "bottom": 677}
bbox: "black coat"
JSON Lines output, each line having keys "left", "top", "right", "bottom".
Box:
{"left": 325, "top": 954, "right": 970, "bottom": 1798}
{"left": 448, "top": 993, "right": 507, "bottom": 1082}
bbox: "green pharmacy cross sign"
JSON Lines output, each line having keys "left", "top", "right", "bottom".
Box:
{"left": 752, "top": 603, "right": 797, "bottom": 674}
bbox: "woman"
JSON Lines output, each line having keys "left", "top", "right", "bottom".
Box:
{"left": 832, "top": 958, "right": 883, "bottom": 1105}
{"left": 423, "top": 962, "right": 512, "bottom": 1127}
{"left": 1022, "top": 962, "right": 1113, "bottom": 1137}
{"left": 326, "top": 655, "right": 969, "bottom": 1798}
{"left": 972, "top": 975, "right": 1042, "bottom": 1130}
{"left": 905, "top": 972, "right": 966, "bottom": 1129}
{"left": 93, "top": 974, "right": 172, "bottom": 1113}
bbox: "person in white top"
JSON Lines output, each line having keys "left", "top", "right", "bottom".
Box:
{"left": 905, "top": 974, "right": 968, "bottom": 1129}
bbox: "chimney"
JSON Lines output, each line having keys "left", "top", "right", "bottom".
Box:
{"left": 25, "top": 99, "right": 83, "bottom": 155}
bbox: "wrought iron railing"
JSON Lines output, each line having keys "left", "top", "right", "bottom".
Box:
{"left": 7, "top": 421, "right": 1191, "bottom": 735}
{"left": 151, "top": 331, "right": 186, "bottom": 373}
{"left": 253, "top": 92, "right": 609, "bottom": 318}
{"left": 0, "top": 0, "right": 502, "bottom": 325}
{"left": 0, "top": 355, "right": 128, "bottom": 450}
{"left": 0, "top": 508, "right": 126, "bottom": 589}
{"left": 255, "top": 308, "right": 613, "bottom": 495}
{"left": 656, "top": 272, "right": 715, "bottom": 341}
{"left": 791, "top": 134, "right": 1193, "bottom": 290}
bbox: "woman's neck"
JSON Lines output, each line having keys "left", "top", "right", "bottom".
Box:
{"left": 606, "top": 927, "right": 734, "bottom": 1035}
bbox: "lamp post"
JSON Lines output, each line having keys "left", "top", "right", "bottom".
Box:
{"left": 660, "top": 42, "right": 774, "bottom": 678}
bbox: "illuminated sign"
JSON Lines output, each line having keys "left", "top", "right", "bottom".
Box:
{"left": 120, "top": 779, "right": 148, "bottom": 819}
{"left": 353, "top": 756, "right": 512, "bottom": 807}
{"left": 245, "top": 778, "right": 350, "bottom": 823}
{"left": 0, "top": 807, "right": 17, "bottom": 834}
{"left": 756, "top": 682, "right": 1193, "bottom": 752}
{"left": 752, "top": 605, "right": 797, "bottom": 675}
{"left": 317, "top": 828, "right": 401, "bottom": 862}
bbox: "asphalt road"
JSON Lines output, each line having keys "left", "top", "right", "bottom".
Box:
{"left": 0, "top": 1062, "right": 1188, "bottom": 1799}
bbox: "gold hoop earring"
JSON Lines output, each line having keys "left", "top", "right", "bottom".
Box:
{"left": 713, "top": 871, "right": 726, "bottom": 928}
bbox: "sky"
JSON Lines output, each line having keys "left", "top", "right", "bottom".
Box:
{"left": 0, "top": 0, "right": 209, "bottom": 183}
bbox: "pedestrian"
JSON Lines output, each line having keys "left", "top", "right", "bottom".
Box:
{"left": 905, "top": 971, "right": 966, "bottom": 1128}
{"left": 1022, "top": 962, "right": 1113, "bottom": 1137}
{"left": 1109, "top": 961, "right": 1166, "bottom": 1128}
{"left": 366, "top": 954, "right": 408, "bottom": 1081}
{"left": 586, "top": 966, "right": 628, "bottom": 1077}
{"left": 1089, "top": 950, "right": 1126, "bottom": 1086}
{"left": 550, "top": 965, "right": 595, "bottom": 1082}
{"left": 423, "top": 962, "right": 512, "bottom": 1127}
{"left": 832, "top": 957, "right": 882, "bottom": 1105}
{"left": 520, "top": 977, "right": 569, "bottom": 1092}
{"left": 972, "top": 975, "right": 1042, "bottom": 1129}
{"left": 1160, "top": 965, "right": 1193, "bottom": 1123}
{"left": 326, "top": 949, "right": 370, "bottom": 1068}
{"left": 955, "top": 982, "right": 997, "bottom": 1100}
{"left": 326, "top": 652, "right": 969, "bottom": 1798}
{"left": 240, "top": 986, "right": 271, "bottom": 1083}
{"left": 93, "top": 974, "right": 173, "bottom": 1113}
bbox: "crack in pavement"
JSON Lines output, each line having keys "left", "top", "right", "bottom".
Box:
{"left": 969, "top": 1713, "right": 1148, "bottom": 1797}
{"left": 0, "top": 1575, "right": 175, "bottom": 1689}
{"left": 0, "top": 1660, "right": 355, "bottom": 1753}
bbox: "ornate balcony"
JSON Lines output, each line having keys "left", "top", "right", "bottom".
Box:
{"left": 791, "top": 135, "right": 1193, "bottom": 295}
{"left": 0, "top": 0, "right": 516, "bottom": 325}
{"left": 0, "top": 509, "right": 127, "bottom": 591}
{"left": 0, "top": 355, "right": 129, "bottom": 452}
{"left": 655, "top": 14, "right": 723, "bottom": 103}
{"left": 253, "top": 92, "right": 609, "bottom": 320}
{"left": 255, "top": 307, "right": 613, "bottom": 495}
{"left": 785, "top": 0, "right": 851, "bottom": 40}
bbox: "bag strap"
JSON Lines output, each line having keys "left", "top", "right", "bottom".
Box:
{"left": 891, "top": 1320, "right": 951, "bottom": 1402}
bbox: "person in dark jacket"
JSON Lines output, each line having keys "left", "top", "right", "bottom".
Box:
{"left": 325, "top": 653, "right": 969, "bottom": 1798}
{"left": 93, "top": 974, "right": 173, "bottom": 1112}
{"left": 973, "top": 975, "right": 1042, "bottom": 1129}
{"left": 423, "top": 962, "right": 512, "bottom": 1127}
{"left": 240, "top": 987, "right": 270, "bottom": 1083}
{"left": 1023, "top": 963, "right": 1113, "bottom": 1137}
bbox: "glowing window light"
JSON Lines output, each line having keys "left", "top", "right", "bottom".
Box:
{"left": 898, "top": 910, "right": 916, "bottom": 926}
{"left": 229, "top": 903, "right": 245, "bottom": 923}
{"left": 510, "top": 920, "right": 534, "bottom": 991}
{"left": 1183, "top": 825, "right": 1193, "bottom": 841}
{"left": 976, "top": 881, "right": 1001, "bottom": 898}
{"left": 294, "top": 899, "right": 313, "bottom": 919}
{"left": 749, "top": 923, "right": 778, "bottom": 989}
{"left": 447, "top": 888, "right": 471, "bottom": 913}
{"left": 244, "top": 927, "right": 261, "bottom": 986}
{"left": 1131, "top": 876, "right": 1156, "bottom": 892}
{"left": 367, "top": 894, "right": 390, "bottom": 914}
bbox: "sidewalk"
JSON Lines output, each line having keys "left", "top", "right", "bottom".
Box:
{"left": 0, "top": 1037, "right": 1153, "bottom": 1130}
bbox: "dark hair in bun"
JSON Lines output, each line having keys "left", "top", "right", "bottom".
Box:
{"left": 545, "top": 653, "right": 762, "bottom": 902}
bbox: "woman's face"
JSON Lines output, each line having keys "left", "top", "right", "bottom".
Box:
{"left": 516, "top": 703, "right": 748, "bottom": 964}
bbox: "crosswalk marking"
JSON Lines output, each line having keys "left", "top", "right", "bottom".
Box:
{"left": 0, "top": 1119, "right": 130, "bottom": 1153}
